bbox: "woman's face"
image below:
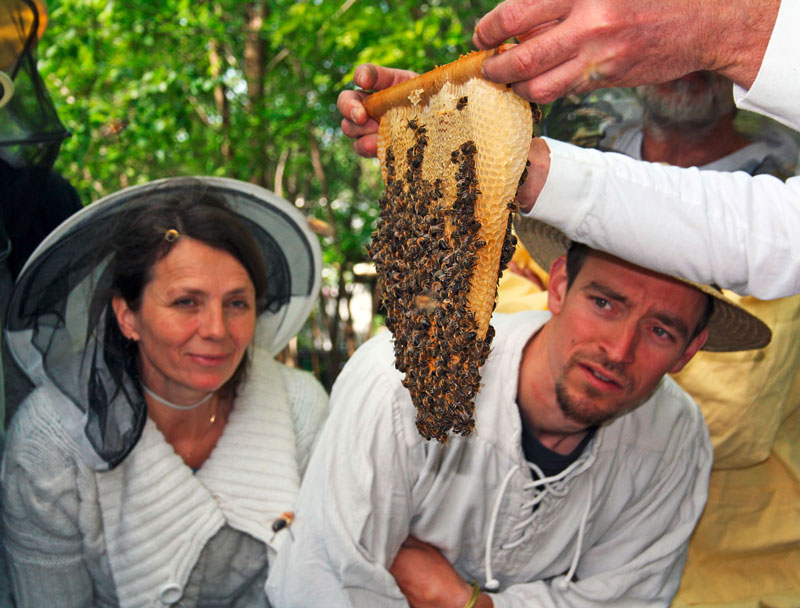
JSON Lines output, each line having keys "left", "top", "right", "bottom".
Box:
{"left": 113, "top": 237, "right": 257, "bottom": 403}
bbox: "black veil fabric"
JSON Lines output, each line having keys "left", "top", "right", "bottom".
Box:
{"left": 0, "top": 0, "right": 69, "bottom": 170}
{"left": 3, "top": 177, "right": 321, "bottom": 469}
{"left": 1, "top": 0, "right": 80, "bottom": 282}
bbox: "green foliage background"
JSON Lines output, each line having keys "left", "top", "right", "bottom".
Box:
{"left": 37, "top": 0, "right": 498, "bottom": 387}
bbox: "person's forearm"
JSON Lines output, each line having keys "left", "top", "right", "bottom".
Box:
{"left": 711, "top": 0, "right": 779, "bottom": 89}
{"left": 527, "top": 138, "right": 800, "bottom": 299}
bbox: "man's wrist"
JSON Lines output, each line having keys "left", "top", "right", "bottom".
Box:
{"left": 517, "top": 138, "right": 551, "bottom": 213}
{"left": 461, "top": 581, "right": 481, "bottom": 608}
{"left": 457, "top": 581, "right": 493, "bottom": 608}
{"left": 476, "top": 591, "right": 493, "bottom": 608}
{"left": 708, "top": 0, "right": 779, "bottom": 89}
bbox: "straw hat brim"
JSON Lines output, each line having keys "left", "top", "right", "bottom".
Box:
{"left": 513, "top": 215, "right": 772, "bottom": 352}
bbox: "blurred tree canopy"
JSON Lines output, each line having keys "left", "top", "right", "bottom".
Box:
{"left": 38, "top": 0, "right": 498, "bottom": 388}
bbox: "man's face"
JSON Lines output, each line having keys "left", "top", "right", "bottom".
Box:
{"left": 542, "top": 251, "right": 708, "bottom": 430}
{"left": 636, "top": 71, "right": 735, "bottom": 127}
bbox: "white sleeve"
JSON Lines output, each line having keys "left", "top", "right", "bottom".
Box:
{"left": 266, "top": 345, "right": 420, "bottom": 608}
{"left": 280, "top": 366, "right": 330, "bottom": 477}
{"left": 733, "top": 0, "right": 800, "bottom": 131}
{"left": 529, "top": 137, "right": 800, "bottom": 299}
{"left": 1, "top": 395, "right": 94, "bottom": 607}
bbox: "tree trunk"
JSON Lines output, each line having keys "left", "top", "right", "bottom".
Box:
{"left": 308, "top": 131, "right": 350, "bottom": 386}
{"left": 244, "top": 1, "right": 268, "bottom": 186}
{"left": 274, "top": 147, "right": 290, "bottom": 198}
{"left": 208, "top": 39, "right": 231, "bottom": 162}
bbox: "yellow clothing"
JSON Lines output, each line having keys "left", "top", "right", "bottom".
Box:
{"left": 495, "top": 248, "right": 550, "bottom": 314}
{"left": 496, "top": 246, "right": 800, "bottom": 607}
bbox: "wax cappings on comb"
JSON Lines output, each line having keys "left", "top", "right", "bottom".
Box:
{"left": 365, "top": 49, "right": 536, "bottom": 441}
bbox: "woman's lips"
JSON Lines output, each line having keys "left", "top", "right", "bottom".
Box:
{"left": 188, "top": 353, "right": 231, "bottom": 366}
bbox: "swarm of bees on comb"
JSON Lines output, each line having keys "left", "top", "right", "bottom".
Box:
{"left": 365, "top": 50, "right": 538, "bottom": 441}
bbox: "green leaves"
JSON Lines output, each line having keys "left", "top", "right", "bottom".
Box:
{"left": 37, "top": 0, "right": 497, "bottom": 380}
{"left": 41, "top": 0, "right": 495, "bottom": 199}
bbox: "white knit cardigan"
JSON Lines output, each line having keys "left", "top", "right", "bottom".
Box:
{"left": 1, "top": 350, "right": 329, "bottom": 607}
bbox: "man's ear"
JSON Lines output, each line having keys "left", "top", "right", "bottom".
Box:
{"left": 111, "top": 296, "right": 140, "bottom": 341}
{"left": 547, "top": 256, "right": 569, "bottom": 315}
{"left": 669, "top": 327, "right": 709, "bottom": 373}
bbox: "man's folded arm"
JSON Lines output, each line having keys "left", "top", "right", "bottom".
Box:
{"left": 266, "top": 344, "right": 421, "bottom": 607}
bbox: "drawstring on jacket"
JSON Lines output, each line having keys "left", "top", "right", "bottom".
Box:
{"left": 483, "top": 441, "right": 599, "bottom": 592}
{"left": 556, "top": 473, "right": 594, "bottom": 591}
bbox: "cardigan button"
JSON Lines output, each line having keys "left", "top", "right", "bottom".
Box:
{"left": 159, "top": 583, "right": 183, "bottom": 604}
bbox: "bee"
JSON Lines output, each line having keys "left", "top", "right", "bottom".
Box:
{"left": 456, "top": 96, "right": 468, "bottom": 110}
{"left": 450, "top": 278, "right": 467, "bottom": 297}
{"left": 408, "top": 119, "right": 418, "bottom": 131}
{"left": 271, "top": 512, "right": 295, "bottom": 541}
{"left": 517, "top": 168, "right": 529, "bottom": 190}
{"left": 417, "top": 315, "right": 432, "bottom": 330}
{"left": 415, "top": 236, "right": 432, "bottom": 252}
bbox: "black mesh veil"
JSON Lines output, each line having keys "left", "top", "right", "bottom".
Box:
{"left": 3, "top": 177, "right": 321, "bottom": 469}
{"left": 0, "top": 0, "right": 69, "bottom": 169}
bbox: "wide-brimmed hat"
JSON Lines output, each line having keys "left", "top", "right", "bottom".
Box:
{"left": 4, "top": 176, "right": 322, "bottom": 468}
{"left": 513, "top": 215, "right": 771, "bottom": 352}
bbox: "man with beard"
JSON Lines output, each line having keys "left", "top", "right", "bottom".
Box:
{"left": 612, "top": 74, "right": 800, "bottom": 608}
{"left": 497, "top": 75, "right": 800, "bottom": 606}
{"left": 603, "top": 71, "right": 797, "bottom": 178}
{"left": 266, "top": 220, "right": 770, "bottom": 608}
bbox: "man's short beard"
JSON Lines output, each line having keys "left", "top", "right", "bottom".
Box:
{"left": 554, "top": 379, "right": 618, "bottom": 428}
{"left": 636, "top": 74, "right": 735, "bottom": 131}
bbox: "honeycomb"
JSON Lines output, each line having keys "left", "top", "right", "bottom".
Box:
{"left": 365, "top": 50, "right": 536, "bottom": 441}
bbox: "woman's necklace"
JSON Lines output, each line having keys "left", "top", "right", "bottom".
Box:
{"left": 142, "top": 384, "right": 223, "bottom": 466}
{"left": 142, "top": 383, "right": 214, "bottom": 411}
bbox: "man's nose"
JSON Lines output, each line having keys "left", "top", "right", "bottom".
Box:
{"left": 601, "top": 322, "right": 638, "bottom": 364}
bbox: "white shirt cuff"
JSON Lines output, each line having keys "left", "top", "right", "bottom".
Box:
{"left": 733, "top": 0, "right": 800, "bottom": 130}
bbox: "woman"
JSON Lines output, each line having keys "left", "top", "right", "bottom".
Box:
{"left": 1, "top": 177, "right": 328, "bottom": 607}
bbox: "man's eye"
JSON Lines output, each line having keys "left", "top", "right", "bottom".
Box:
{"left": 652, "top": 326, "right": 673, "bottom": 341}
{"left": 229, "top": 299, "right": 251, "bottom": 309}
{"left": 593, "top": 297, "right": 610, "bottom": 309}
{"left": 173, "top": 298, "right": 196, "bottom": 307}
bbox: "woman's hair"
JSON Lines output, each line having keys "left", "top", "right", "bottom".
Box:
{"left": 100, "top": 181, "right": 269, "bottom": 399}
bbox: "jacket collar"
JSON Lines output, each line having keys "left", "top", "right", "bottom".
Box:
{"left": 474, "top": 311, "right": 549, "bottom": 454}
{"left": 95, "top": 352, "right": 299, "bottom": 606}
